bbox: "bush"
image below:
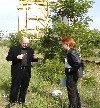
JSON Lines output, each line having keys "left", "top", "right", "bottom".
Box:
{"left": 36, "top": 56, "right": 65, "bottom": 85}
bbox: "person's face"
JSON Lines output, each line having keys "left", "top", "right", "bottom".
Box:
{"left": 62, "top": 44, "right": 69, "bottom": 50}
{"left": 21, "top": 39, "right": 29, "bottom": 48}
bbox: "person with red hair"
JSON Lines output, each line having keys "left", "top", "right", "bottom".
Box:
{"left": 61, "top": 37, "right": 83, "bottom": 108}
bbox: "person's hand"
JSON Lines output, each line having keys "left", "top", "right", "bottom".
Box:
{"left": 33, "top": 54, "right": 38, "bottom": 59}
{"left": 68, "top": 69, "right": 70, "bottom": 72}
{"left": 17, "top": 54, "right": 24, "bottom": 59}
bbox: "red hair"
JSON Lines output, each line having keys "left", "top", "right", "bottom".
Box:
{"left": 61, "top": 37, "right": 75, "bottom": 48}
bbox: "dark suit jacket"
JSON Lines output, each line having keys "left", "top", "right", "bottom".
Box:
{"left": 6, "top": 45, "right": 38, "bottom": 78}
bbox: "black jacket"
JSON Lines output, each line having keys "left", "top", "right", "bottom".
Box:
{"left": 66, "top": 48, "right": 83, "bottom": 78}
{"left": 6, "top": 45, "right": 38, "bottom": 78}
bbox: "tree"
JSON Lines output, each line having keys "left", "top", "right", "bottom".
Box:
{"left": 51, "top": 0, "right": 94, "bottom": 25}
{"left": 38, "top": 0, "right": 100, "bottom": 61}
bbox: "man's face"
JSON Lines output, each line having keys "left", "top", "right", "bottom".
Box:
{"left": 21, "top": 39, "right": 29, "bottom": 48}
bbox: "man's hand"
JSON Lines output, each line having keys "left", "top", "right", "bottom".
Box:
{"left": 68, "top": 69, "right": 70, "bottom": 72}
{"left": 33, "top": 54, "right": 38, "bottom": 59}
{"left": 17, "top": 54, "right": 24, "bottom": 59}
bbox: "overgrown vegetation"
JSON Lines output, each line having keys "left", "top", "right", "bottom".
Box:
{"left": 0, "top": 44, "right": 100, "bottom": 108}
{"left": 0, "top": 0, "right": 100, "bottom": 107}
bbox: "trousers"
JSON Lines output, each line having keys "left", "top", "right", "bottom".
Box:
{"left": 9, "top": 68, "right": 30, "bottom": 103}
{"left": 66, "top": 74, "right": 81, "bottom": 107}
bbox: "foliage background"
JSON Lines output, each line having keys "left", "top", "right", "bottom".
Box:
{"left": 0, "top": 0, "right": 100, "bottom": 107}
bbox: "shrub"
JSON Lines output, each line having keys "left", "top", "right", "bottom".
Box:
{"left": 36, "top": 56, "right": 65, "bottom": 85}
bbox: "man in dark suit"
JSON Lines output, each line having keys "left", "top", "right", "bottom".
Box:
{"left": 5, "top": 37, "right": 38, "bottom": 108}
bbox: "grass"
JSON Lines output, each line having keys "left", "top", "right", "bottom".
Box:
{"left": 0, "top": 46, "right": 100, "bottom": 108}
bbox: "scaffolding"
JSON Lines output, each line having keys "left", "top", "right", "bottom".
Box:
{"left": 17, "top": 0, "right": 58, "bottom": 39}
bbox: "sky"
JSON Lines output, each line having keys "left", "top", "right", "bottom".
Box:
{"left": 0, "top": 0, "right": 100, "bottom": 31}
{"left": 0, "top": 0, "right": 18, "bottom": 31}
